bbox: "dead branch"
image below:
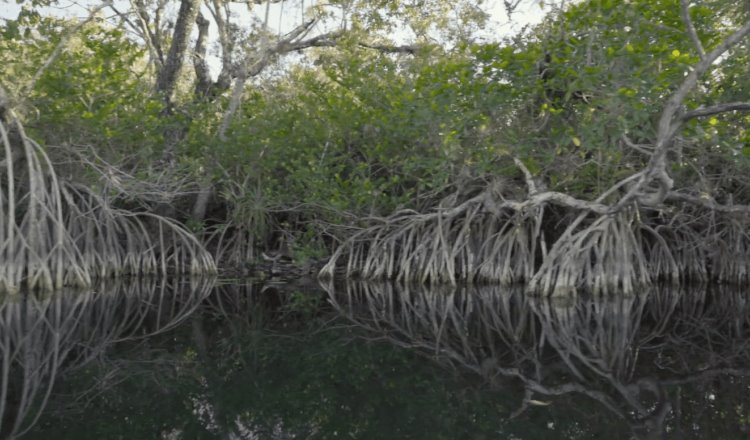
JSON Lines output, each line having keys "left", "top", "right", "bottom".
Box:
{"left": 278, "top": 30, "right": 343, "bottom": 51}
{"left": 110, "top": 1, "right": 164, "bottom": 68}
{"left": 207, "top": 0, "right": 235, "bottom": 94}
{"left": 218, "top": 19, "right": 321, "bottom": 139}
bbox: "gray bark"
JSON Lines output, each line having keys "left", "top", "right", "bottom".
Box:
{"left": 193, "top": 12, "right": 212, "bottom": 99}
{"left": 155, "top": 0, "right": 202, "bottom": 104}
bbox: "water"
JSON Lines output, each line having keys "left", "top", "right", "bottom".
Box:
{"left": 2, "top": 278, "right": 750, "bottom": 439}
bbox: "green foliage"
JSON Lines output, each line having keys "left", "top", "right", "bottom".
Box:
{"left": 168, "top": 0, "right": 749, "bottom": 257}
{"left": 210, "top": 47, "right": 509, "bottom": 219}
{"left": 0, "top": 14, "right": 163, "bottom": 160}
{"left": 4, "top": 0, "right": 750, "bottom": 264}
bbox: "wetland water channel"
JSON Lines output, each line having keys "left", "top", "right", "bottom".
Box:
{"left": 1, "top": 278, "right": 749, "bottom": 439}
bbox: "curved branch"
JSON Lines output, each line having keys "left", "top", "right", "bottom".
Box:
{"left": 513, "top": 157, "right": 538, "bottom": 195}
{"left": 613, "top": 18, "right": 750, "bottom": 211}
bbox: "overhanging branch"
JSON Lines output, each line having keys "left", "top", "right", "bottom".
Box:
{"left": 358, "top": 42, "right": 420, "bottom": 54}
{"left": 682, "top": 102, "right": 750, "bottom": 120}
{"left": 278, "top": 31, "right": 342, "bottom": 51}
{"left": 612, "top": 18, "right": 750, "bottom": 211}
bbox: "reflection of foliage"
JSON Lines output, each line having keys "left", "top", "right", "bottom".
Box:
{"left": 3, "top": 0, "right": 750, "bottom": 289}
{"left": 0, "top": 277, "right": 213, "bottom": 439}
{"left": 326, "top": 282, "right": 750, "bottom": 439}
{"left": 26, "top": 282, "right": 560, "bottom": 440}
{"left": 25, "top": 281, "right": 750, "bottom": 439}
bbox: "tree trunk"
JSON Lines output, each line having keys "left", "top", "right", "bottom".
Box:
{"left": 193, "top": 12, "right": 212, "bottom": 99}
{"left": 155, "top": 0, "right": 201, "bottom": 104}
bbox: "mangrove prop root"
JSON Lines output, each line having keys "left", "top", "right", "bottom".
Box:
{"left": 0, "top": 117, "right": 215, "bottom": 294}
{"left": 320, "top": 182, "right": 750, "bottom": 294}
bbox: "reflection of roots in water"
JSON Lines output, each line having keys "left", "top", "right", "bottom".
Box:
{"left": 0, "top": 277, "right": 214, "bottom": 439}
{"left": 325, "top": 282, "right": 750, "bottom": 438}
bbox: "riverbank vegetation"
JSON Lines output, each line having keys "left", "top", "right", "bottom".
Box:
{"left": 1, "top": 0, "right": 750, "bottom": 294}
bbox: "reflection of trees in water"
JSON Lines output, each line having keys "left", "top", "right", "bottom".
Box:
{"left": 326, "top": 282, "right": 750, "bottom": 439}
{"left": 0, "top": 277, "right": 213, "bottom": 439}
{"left": 26, "top": 280, "right": 323, "bottom": 439}
{"left": 184, "top": 280, "right": 325, "bottom": 440}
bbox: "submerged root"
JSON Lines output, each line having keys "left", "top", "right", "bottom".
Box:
{"left": 0, "top": 118, "right": 215, "bottom": 294}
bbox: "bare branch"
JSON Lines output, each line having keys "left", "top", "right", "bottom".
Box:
{"left": 435, "top": 187, "right": 611, "bottom": 219}
{"left": 218, "top": 19, "right": 322, "bottom": 139}
{"left": 666, "top": 191, "right": 750, "bottom": 214}
{"left": 358, "top": 42, "right": 420, "bottom": 54}
{"left": 656, "top": 17, "right": 750, "bottom": 147}
{"left": 513, "top": 157, "right": 538, "bottom": 195}
{"left": 280, "top": 37, "right": 424, "bottom": 54}
{"left": 680, "top": 0, "right": 705, "bottom": 60}
{"left": 283, "top": 18, "right": 317, "bottom": 42}
{"left": 207, "top": 0, "right": 234, "bottom": 92}
{"left": 506, "top": 191, "right": 610, "bottom": 214}
{"left": 613, "top": 18, "right": 750, "bottom": 211}
{"left": 278, "top": 31, "right": 342, "bottom": 51}
{"left": 682, "top": 102, "right": 750, "bottom": 120}
{"left": 112, "top": 0, "right": 164, "bottom": 67}
{"left": 620, "top": 134, "right": 654, "bottom": 155}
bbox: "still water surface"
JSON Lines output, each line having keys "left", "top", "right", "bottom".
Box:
{"left": 2, "top": 278, "right": 749, "bottom": 439}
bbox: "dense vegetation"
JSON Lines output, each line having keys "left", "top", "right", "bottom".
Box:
{"left": 1, "top": 0, "right": 750, "bottom": 294}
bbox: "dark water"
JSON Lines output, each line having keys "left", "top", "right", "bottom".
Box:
{"left": 2, "top": 278, "right": 750, "bottom": 439}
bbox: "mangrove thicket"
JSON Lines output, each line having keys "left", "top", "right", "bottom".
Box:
{"left": 1, "top": 0, "right": 750, "bottom": 295}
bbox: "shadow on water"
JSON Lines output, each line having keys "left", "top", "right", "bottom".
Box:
{"left": 324, "top": 282, "right": 750, "bottom": 439}
{"left": 0, "top": 277, "right": 214, "bottom": 439}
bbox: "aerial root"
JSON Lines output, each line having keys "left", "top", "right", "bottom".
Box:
{"left": 321, "top": 186, "right": 750, "bottom": 295}
{"left": 0, "top": 119, "right": 215, "bottom": 294}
